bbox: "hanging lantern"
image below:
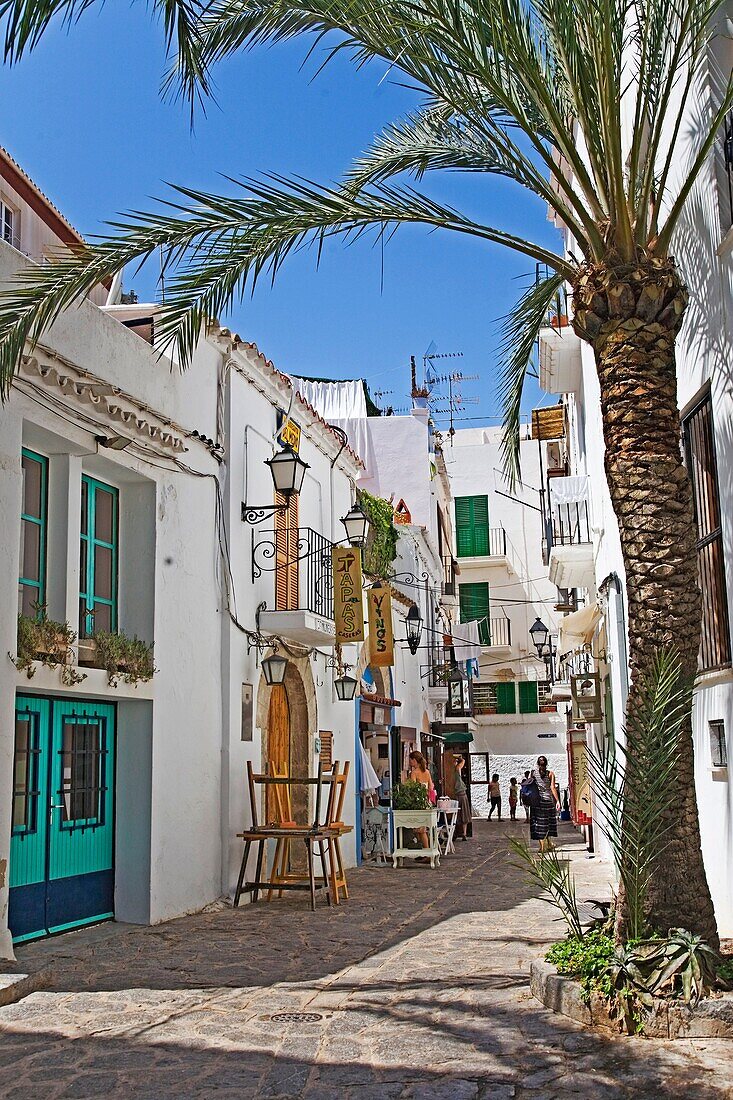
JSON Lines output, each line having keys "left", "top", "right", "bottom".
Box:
{"left": 265, "top": 445, "right": 309, "bottom": 497}
{"left": 261, "top": 652, "right": 288, "bottom": 685}
{"left": 340, "top": 503, "right": 370, "bottom": 547}
{"left": 405, "top": 604, "right": 423, "bottom": 655}
{"left": 334, "top": 673, "right": 358, "bottom": 701}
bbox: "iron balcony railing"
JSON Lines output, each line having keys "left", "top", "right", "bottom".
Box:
{"left": 542, "top": 498, "right": 591, "bottom": 564}
{"left": 252, "top": 526, "right": 334, "bottom": 620}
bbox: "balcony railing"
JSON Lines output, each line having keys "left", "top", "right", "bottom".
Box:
{"left": 488, "top": 527, "right": 507, "bottom": 556}
{"left": 487, "top": 615, "right": 511, "bottom": 648}
{"left": 252, "top": 526, "right": 334, "bottom": 620}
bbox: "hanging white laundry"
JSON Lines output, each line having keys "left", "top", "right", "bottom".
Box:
{"left": 550, "top": 474, "right": 589, "bottom": 511}
{"left": 452, "top": 620, "right": 483, "bottom": 663}
{"left": 287, "top": 376, "right": 376, "bottom": 477}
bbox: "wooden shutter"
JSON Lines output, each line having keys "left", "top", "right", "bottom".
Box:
{"left": 275, "top": 492, "right": 299, "bottom": 610}
{"left": 495, "top": 683, "right": 516, "bottom": 714}
{"left": 518, "top": 681, "right": 539, "bottom": 714}
{"left": 319, "top": 731, "right": 333, "bottom": 768}
{"left": 459, "top": 582, "right": 490, "bottom": 643}
{"left": 455, "top": 495, "right": 489, "bottom": 557}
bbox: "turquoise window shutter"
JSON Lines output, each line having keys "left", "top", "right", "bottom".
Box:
{"left": 19, "top": 449, "right": 48, "bottom": 616}
{"left": 80, "top": 476, "right": 119, "bottom": 638}
{"left": 519, "top": 681, "right": 539, "bottom": 714}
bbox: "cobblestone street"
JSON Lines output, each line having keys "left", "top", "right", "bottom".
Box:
{"left": 1, "top": 822, "right": 732, "bottom": 1099}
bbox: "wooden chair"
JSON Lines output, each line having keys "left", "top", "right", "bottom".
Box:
{"left": 323, "top": 760, "right": 353, "bottom": 904}
{"left": 233, "top": 761, "right": 336, "bottom": 910}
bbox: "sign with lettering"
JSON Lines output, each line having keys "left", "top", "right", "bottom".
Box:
{"left": 367, "top": 582, "right": 394, "bottom": 667}
{"left": 569, "top": 737, "right": 592, "bottom": 825}
{"left": 333, "top": 546, "right": 364, "bottom": 643}
{"left": 571, "top": 671, "right": 602, "bottom": 723}
{"left": 276, "top": 411, "right": 302, "bottom": 453}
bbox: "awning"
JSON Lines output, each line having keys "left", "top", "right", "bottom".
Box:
{"left": 444, "top": 731, "right": 474, "bottom": 745}
{"left": 557, "top": 602, "right": 601, "bottom": 656}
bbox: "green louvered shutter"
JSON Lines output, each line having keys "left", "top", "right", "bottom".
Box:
{"left": 455, "top": 495, "right": 490, "bottom": 557}
{"left": 459, "top": 582, "right": 490, "bottom": 643}
{"left": 495, "top": 683, "right": 516, "bottom": 714}
{"left": 519, "top": 681, "right": 539, "bottom": 714}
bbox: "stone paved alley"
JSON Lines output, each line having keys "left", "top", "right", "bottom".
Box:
{"left": 1, "top": 822, "right": 732, "bottom": 1099}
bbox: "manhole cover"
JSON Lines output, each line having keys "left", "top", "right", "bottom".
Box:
{"left": 270, "top": 1012, "right": 323, "bottom": 1023}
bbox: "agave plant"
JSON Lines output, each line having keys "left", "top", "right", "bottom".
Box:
{"left": 0, "top": 0, "right": 728, "bottom": 943}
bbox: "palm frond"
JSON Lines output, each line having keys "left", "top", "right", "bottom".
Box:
{"left": 498, "top": 269, "right": 565, "bottom": 488}
{"left": 0, "top": 173, "right": 572, "bottom": 396}
{"left": 586, "top": 647, "right": 693, "bottom": 939}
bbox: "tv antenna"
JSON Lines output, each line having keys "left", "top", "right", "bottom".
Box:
{"left": 431, "top": 366, "right": 479, "bottom": 443}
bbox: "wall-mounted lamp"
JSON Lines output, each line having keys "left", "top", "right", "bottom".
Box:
{"left": 261, "top": 651, "right": 288, "bottom": 686}
{"left": 95, "top": 434, "right": 132, "bottom": 451}
{"left": 242, "top": 445, "right": 310, "bottom": 524}
{"left": 334, "top": 673, "right": 358, "bottom": 701}
{"left": 340, "top": 503, "right": 370, "bottom": 547}
{"left": 405, "top": 604, "right": 423, "bottom": 656}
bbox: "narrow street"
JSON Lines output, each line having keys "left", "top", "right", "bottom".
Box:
{"left": 1, "top": 823, "right": 731, "bottom": 1099}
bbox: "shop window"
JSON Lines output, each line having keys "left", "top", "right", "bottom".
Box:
{"left": 79, "top": 475, "right": 118, "bottom": 638}
{"left": 60, "top": 718, "right": 106, "bottom": 828}
{"left": 455, "top": 495, "right": 490, "bottom": 557}
{"left": 12, "top": 711, "right": 40, "bottom": 834}
{"left": 519, "top": 681, "right": 539, "bottom": 714}
{"left": 682, "top": 392, "right": 732, "bottom": 671}
{"left": 709, "top": 720, "right": 728, "bottom": 768}
{"left": 18, "top": 448, "right": 48, "bottom": 616}
{"left": 459, "top": 582, "right": 490, "bottom": 644}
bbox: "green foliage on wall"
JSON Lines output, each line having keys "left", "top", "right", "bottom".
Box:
{"left": 357, "top": 489, "right": 398, "bottom": 578}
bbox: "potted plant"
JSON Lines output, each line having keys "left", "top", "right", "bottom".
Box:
{"left": 93, "top": 629, "right": 155, "bottom": 688}
{"left": 12, "top": 609, "right": 86, "bottom": 686}
{"left": 390, "top": 780, "right": 440, "bottom": 868}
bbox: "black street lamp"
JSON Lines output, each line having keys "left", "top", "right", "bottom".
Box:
{"left": 242, "top": 445, "right": 310, "bottom": 524}
{"left": 261, "top": 652, "right": 288, "bottom": 685}
{"left": 334, "top": 673, "right": 359, "bottom": 701}
{"left": 405, "top": 604, "right": 423, "bottom": 655}
{"left": 340, "top": 504, "right": 370, "bottom": 547}
{"left": 529, "top": 617, "right": 550, "bottom": 657}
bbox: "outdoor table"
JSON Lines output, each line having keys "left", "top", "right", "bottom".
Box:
{"left": 437, "top": 800, "right": 460, "bottom": 855}
{"left": 391, "top": 808, "right": 440, "bottom": 868}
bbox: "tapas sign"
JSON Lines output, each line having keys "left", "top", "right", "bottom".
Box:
{"left": 333, "top": 546, "right": 364, "bottom": 643}
{"left": 367, "top": 582, "right": 394, "bottom": 667}
{"left": 571, "top": 671, "right": 602, "bottom": 723}
{"left": 569, "top": 737, "right": 592, "bottom": 824}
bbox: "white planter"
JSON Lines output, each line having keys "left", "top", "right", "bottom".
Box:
{"left": 391, "top": 808, "right": 440, "bottom": 868}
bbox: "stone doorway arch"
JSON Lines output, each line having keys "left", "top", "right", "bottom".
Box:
{"left": 256, "top": 653, "right": 316, "bottom": 825}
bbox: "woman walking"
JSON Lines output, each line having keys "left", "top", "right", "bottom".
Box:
{"left": 453, "top": 755, "right": 471, "bottom": 841}
{"left": 487, "top": 773, "right": 502, "bottom": 820}
{"left": 529, "top": 756, "right": 560, "bottom": 852}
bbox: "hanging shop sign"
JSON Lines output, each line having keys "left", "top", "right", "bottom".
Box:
{"left": 571, "top": 671, "right": 602, "bottom": 723}
{"left": 333, "top": 546, "right": 365, "bottom": 643}
{"left": 367, "top": 582, "right": 394, "bottom": 667}
{"left": 569, "top": 736, "right": 592, "bottom": 825}
{"left": 276, "top": 410, "right": 302, "bottom": 453}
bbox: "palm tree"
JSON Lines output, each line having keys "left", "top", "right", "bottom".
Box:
{"left": 1, "top": 0, "right": 731, "bottom": 944}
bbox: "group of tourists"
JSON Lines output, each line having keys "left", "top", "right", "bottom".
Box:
{"left": 407, "top": 750, "right": 560, "bottom": 853}
{"left": 487, "top": 758, "right": 560, "bottom": 851}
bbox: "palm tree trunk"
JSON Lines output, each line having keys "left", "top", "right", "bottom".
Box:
{"left": 573, "top": 256, "right": 719, "bottom": 948}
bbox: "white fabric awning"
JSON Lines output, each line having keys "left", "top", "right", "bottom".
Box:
{"left": 550, "top": 474, "right": 589, "bottom": 512}
{"left": 557, "top": 602, "right": 601, "bottom": 656}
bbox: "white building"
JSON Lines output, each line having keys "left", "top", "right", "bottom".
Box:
{"left": 443, "top": 426, "right": 567, "bottom": 807}
{"left": 0, "top": 152, "right": 365, "bottom": 957}
{"left": 536, "top": 18, "right": 733, "bottom": 933}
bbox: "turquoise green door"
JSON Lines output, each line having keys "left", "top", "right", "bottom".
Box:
{"left": 9, "top": 696, "right": 116, "bottom": 943}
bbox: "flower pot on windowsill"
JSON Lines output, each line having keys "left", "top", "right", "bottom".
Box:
{"left": 77, "top": 638, "right": 100, "bottom": 667}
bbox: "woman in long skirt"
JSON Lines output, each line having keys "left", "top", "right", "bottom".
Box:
{"left": 529, "top": 755, "right": 560, "bottom": 852}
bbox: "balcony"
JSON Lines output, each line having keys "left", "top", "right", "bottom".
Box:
{"left": 457, "top": 527, "right": 513, "bottom": 571}
{"left": 486, "top": 615, "right": 512, "bottom": 651}
{"left": 539, "top": 319, "right": 582, "bottom": 395}
{"left": 543, "top": 478, "right": 595, "bottom": 589}
{"left": 252, "top": 526, "right": 337, "bottom": 646}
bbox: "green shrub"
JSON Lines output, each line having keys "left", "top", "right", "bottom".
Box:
{"left": 94, "top": 630, "right": 155, "bottom": 687}
{"left": 392, "top": 780, "right": 430, "bottom": 811}
{"left": 357, "top": 490, "right": 398, "bottom": 578}
{"left": 13, "top": 610, "right": 85, "bottom": 686}
{"left": 547, "top": 931, "right": 616, "bottom": 1003}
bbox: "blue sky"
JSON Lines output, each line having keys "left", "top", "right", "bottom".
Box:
{"left": 0, "top": 5, "right": 562, "bottom": 425}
